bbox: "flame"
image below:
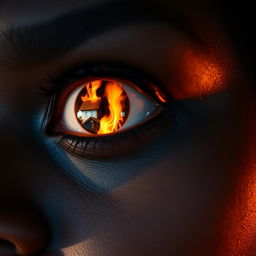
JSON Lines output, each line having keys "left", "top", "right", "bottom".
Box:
{"left": 81, "top": 81, "right": 101, "bottom": 102}
{"left": 155, "top": 89, "right": 168, "bottom": 103}
{"left": 98, "top": 82, "right": 126, "bottom": 134}
{"left": 78, "top": 79, "right": 127, "bottom": 135}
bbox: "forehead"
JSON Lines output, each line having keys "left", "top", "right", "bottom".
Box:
{"left": 0, "top": 0, "right": 98, "bottom": 24}
{"left": 0, "top": 0, "right": 218, "bottom": 61}
{"left": 0, "top": 0, "right": 212, "bottom": 25}
{"left": 0, "top": 0, "right": 227, "bottom": 86}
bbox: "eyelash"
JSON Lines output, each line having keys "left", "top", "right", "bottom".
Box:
{"left": 54, "top": 111, "right": 173, "bottom": 159}
{"left": 39, "top": 63, "right": 170, "bottom": 102}
{"left": 41, "top": 64, "right": 176, "bottom": 159}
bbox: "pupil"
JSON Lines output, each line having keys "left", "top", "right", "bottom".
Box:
{"left": 75, "top": 80, "right": 129, "bottom": 135}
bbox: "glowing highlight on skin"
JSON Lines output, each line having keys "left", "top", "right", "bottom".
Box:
{"left": 175, "top": 49, "right": 227, "bottom": 99}
{"left": 219, "top": 114, "right": 256, "bottom": 256}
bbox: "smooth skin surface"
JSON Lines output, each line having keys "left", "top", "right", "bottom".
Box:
{"left": 0, "top": 0, "right": 255, "bottom": 255}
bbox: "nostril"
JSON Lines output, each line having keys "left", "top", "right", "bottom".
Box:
{"left": 0, "top": 208, "right": 49, "bottom": 255}
{"left": 0, "top": 239, "right": 16, "bottom": 255}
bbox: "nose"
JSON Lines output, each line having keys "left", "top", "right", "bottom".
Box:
{"left": 0, "top": 206, "right": 49, "bottom": 255}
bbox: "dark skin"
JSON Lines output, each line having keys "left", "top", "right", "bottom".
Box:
{"left": 0, "top": 0, "right": 255, "bottom": 255}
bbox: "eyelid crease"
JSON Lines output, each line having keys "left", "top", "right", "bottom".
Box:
{"left": 0, "top": 0, "right": 203, "bottom": 68}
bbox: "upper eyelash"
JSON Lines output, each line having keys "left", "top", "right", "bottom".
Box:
{"left": 37, "top": 63, "right": 172, "bottom": 107}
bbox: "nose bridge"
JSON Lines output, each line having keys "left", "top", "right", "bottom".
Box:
{"left": 0, "top": 94, "right": 40, "bottom": 161}
{"left": 0, "top": 97, "right": 53, "bottom": 254}
{"left": 0, "top": 125, "right": 32, "bottom": 183}
{"left": 0, "top": 105, "right": 47, "bottom": 201}
{"left": 0, "top": 49, "right": 52, "bottom": 180}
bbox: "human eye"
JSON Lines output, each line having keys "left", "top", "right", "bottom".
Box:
{"left": 44, "top": 65, "right": 174, "bottom": 159}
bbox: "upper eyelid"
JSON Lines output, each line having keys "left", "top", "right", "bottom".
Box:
{"left": 38, "top": 64, "right": 171, "bottom": 109}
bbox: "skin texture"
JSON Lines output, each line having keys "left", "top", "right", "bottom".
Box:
{"left": 0, "top": 0, "right": 255, "bottom": 255}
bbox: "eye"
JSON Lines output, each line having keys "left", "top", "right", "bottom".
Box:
{"left": 45, "top": 66, "right": 172, "bottom": 159}
{"left": 62, "top": 79, "right": 157, "bottom": 136}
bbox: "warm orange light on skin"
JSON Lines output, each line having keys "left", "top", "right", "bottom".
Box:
{"left": 173, "top": 49, "right": 227, "bottom": 99}
{"left": 98, "top": 82, "right": 126, "bottom": 134}
{"left": 218, "top": 111, "right": 256, "bottom": 256}
{"left": 155, "top": 89, "right": 168, "bottom": 103}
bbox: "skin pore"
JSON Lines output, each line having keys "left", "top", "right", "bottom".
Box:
{"left": 0, "top": 0, "right": 255, "bottom": 255}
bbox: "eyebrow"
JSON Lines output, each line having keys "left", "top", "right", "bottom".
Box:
{"left": 0, "top": 0, "right": 201, "bottom": 67}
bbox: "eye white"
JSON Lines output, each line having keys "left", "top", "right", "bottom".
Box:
{"left": 62, "top": 85, "right": 89, "bottom": 134}
{"left": 120, "top": 84, "right": 157, "bottom": 130}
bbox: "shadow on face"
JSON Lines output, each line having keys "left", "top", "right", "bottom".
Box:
{"left": 0, "top": 0, "right": 255, "bottom": 255}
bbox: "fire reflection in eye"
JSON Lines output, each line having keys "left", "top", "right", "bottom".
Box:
{"left": 75, "top": 80, "right": 129, "bottom": 135}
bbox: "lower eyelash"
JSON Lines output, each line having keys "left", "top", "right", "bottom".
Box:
{"left": 54, "top": 111, "right": 174, "bottom": 160}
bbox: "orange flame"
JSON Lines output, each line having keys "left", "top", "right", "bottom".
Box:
{"left": 81, "top": 81, "right": 101, "bottom": 102}
{"left": 98, "top": 82, "right": 126, "bottom": 134}
{"left": 155, "top": 89, "right": 168, "bottom": 103}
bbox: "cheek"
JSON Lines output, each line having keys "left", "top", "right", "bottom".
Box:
{"left": 217, "top": 99, "right": 256, "bottom": 256}
{"left": 83, "top": 84, "right": 253, "bottom": 255}
{"left": 88, "top": 124, "right": 244, "bottom": 255}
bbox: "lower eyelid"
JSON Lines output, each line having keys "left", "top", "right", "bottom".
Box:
{"left": 55, "top": 111, "right": 173, "bottom": 160}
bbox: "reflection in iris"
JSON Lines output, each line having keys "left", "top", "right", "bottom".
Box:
{"left": 76, "top": 80, "right": 129, "bottom": 135}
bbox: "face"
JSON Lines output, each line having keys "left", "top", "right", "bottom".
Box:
{"left": 0, "top": 0, "right": 255, "bottom": 255}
